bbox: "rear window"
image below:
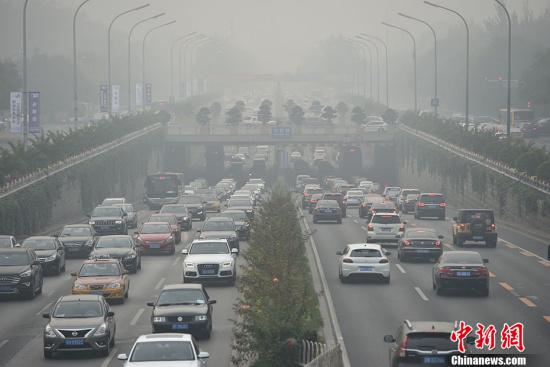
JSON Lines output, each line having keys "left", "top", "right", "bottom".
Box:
{"left": 350, "top": 249, "right": 382, "bottom": 257}
{"left": 318, "top": 200, "right": 340, "bottom": 208}
{"left": 441, "top": 252, "right": 482, "bottom": 264}
{"left": 372, "top": 215, "right": 401, "bottom": 224}
{"left": 460, "top": 211, "right": 494, "bottom": 223}
{"left": 305, "top": 188, "right": 323, "bottom": 195}
{"left": 323, "top": 194, "right": 341, "bottom": 201}
{"left": 419, "top": 194, "right": 445, "bottom": 204}
{"left": 407, "top": 332, "right": 456, "bottom": 351}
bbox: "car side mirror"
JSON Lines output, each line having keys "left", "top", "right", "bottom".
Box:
{"left": 117, "top": 354, "right": 128, "bottom": 361}
{"left": 452, "top": 216, "right": 458, "bottom": 222}
{"left": 208, "top": 300, "right": 217, "bottom": 305}
{"left": 198, "top": 351, "right": 210, "bottom": 359}
{"left": 181, "top": 248, "right": 189, "bottom": 255}
{"left": 107, "top": 311, "right": 115, "bottom": 317}
{"left": 42, "top": 313, "right": 50, "bottom": 319}
{"left": 70, "top": 272, "right": 77, "bottom": 276}
{"left": 482, "top": 259, "right": 489, "bottom": 264}
{"left": 383, "top": 335, "right": 395, "bottom": 343}
{"left": 146, "top": 302, "right": 155, "bottom": 307}
{"left": 231, "top": 248, "right": 239, "bottom": 254}
{"left": 438, "top": 235, "right": 444, "bottom": 239}
{"left": 336, "top": 250, "right": 343, "bottom": 255}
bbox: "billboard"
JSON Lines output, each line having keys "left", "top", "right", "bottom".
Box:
{"left": 10, "top": 92, "right": 22, "bottom": 134}
{"left": 28, "top": 91, "right": 40, "bottom": 134}
{"left": 111, "top": 85, "right": 120, "bottom": 113}
{"left": 99, "top": 85, "right": 108, "bottom": 112}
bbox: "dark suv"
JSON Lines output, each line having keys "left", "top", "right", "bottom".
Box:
{"left": 321, "top": 193, "right": 346, "bottom": 217}
{"left": 0, "top": 248, "right": 43, "bottom": 299}
{"left": 414, "top": 193, "right": 446, "bottom": 220}
{"left": 89, "top": 205, "right": 128, "bottom": 235}
{"left": 384, "top": 320, "right": 471, "bottom": 366}
{"left": 452, "top": 209, "right": 497, "bottom": 247}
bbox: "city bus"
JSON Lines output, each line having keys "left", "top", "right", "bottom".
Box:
{"left": 144, "top": 172, "right": 183, "bottom": 210}
{"left": 498, "top": 109, "right": 534, "bottom": 128}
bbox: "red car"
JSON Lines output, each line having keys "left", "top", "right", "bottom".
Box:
{"left": 148, "top": 214, "right": 181, "bottom": 243}
{"left": 135, "top": 222, "right": 176, "bottom": 255}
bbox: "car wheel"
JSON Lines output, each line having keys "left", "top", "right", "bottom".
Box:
{"left": 456, "top": 237, "right": 464, "bottom": 247}
{"left": 228, "top": 275, "right": 236, "bottom": 286}
{"left": 170, "top": 244, "right": 176, "bottom": 255}
{"left": 119, "top": 296, "right": 125, "bottom": 304}
{"left": 43, "top": 350, "right": 53, "bottom": 359}
{"left": 137, "top": 258, "right": 142, "bottom": 270}
{"left": 53, "top": 261, "right": 61, "bottom": 276}
{"left": 101, "top": 338, "right": 111, "bottom": 357}
{"left": 414, "top": 213, "right": 419, "bottom": 219}
{"left": 480, "top": 286, "right": 489, "bottom": 297}
{"left": 109, "top": 334, "right": 115, "bottom": 347}
{"left": 37, "top": 277, "right": 43, "bottom": 294}
{"left": 436, "top": 283, "right": 444, "bottom": 295}
{"left": 23, "top": 283, "right": 35, "bottom": 300}
{"left": 337, "top": 218, "right": 342, "bottom": 224}
{"left": 61, "top": 260, "right": 66, "bottom": 272}
{"left": 432, "top": 279, "right": 436, "bottom": 290}
{"left": 313, "top": 216, "right": 318, "bottom": 224}
{"left": 124, "top": 286, "right": 129, "bottom": 298}
{"left": 383, "top": 275, "right": 390, "bottom": 284}
{"left": 400, "top": 252, "right": 407, "bottom": 262}
{"left": 438, "top": 215, "right": 445, "bottom": 220}
{"left": 487, "top": 238, "right": 497, "bottom": 248}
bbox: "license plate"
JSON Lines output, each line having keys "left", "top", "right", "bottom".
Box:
{"left": 65, "top": 339, "right": 85, "bottom": 346}
{"left": 91, "top": 290, "right": 103, "bottom": 295}
{"left": 473, "top": 236, "right": 484, "bottom": 240}
{"left": 416, "top": 250, "right": 430, "bottom": 253}
{"left": 148, "top": 243, "right": 160, "bottom": 249}
{"left": 0, "top": 286, "right": 14, "bottom": 292}
{"left": 381, "top": 227, "right": 392, "bottom": 232}
{"left": 359, "top": 266, "right": 373, "bottom": 272}
{"left": 201, "top": 269, "right": 216, "bottom": 275}
{"left": 172, "top": 323, "right": 189, "bottom": 330}
{"left": 424, "top": 356, "right": 445, "bottom": 364}
{"left": 456, "top": 271, "right": 471, "bottom": 277}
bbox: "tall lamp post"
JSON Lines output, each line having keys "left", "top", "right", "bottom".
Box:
{"left": 425, "top": 1, "right": 470, "bottom": 128}
{"left": 142, "top": 20, "right": 177, "bottom": 110}
{"left": 361, "top": 33, "right": 390, "bottom": 108}
{"left": 22, "top": 0, "right": 30, "bottom": 148}
{"left": 382, "top": 22, "right": 417, "bottom": 112}
{"left": 73, "top": 0, "right": 93, "bottom": 127}
{"left": 355, "top": 35, "right": 380, "bottom": 103}
{"left": 189, "top": 38, "right": 215, "bottom": 96}
{"left": 170, "top": 32, "right": 197, "bottom": 103}
{"left": 494, "top": 0, "right": 512, "bottom": 137}
{"left": 127, "top": 12, "right": 165, "bottom": 113}
{"left": 398, "top": 12, "right": 439, "bottom": 115}
{"left": 107, "top": 4, "right": 149, "bottom": 117}
{"left": 348, "top": 39, "right": 371, "bottom": 98}
{"left": 179, "top": 35, "right": 207, "bottom": 98}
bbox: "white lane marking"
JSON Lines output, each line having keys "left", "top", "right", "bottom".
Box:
{"left": 414, "top": 286, "right": 429, "bottom": 301}
{"left": 130, "top": 308, "right": 144, "bottom": 326}
{"left": 0, "top": 339, "right": 8, "bottom": 349}
{"left": 100, "top": 347, "right": 118, "bottom": 367}
{"left": 154, "top": 277, "right": 165, "bottom": 290}
{"left": 35, "top": 302, "right": 52, "bottom": 316}
{"left": 361, "top": 226, "right": 367, "bottom": 232}
{"left": 500, "top": 238, "right": 548, "bottom": 262}
{"left": 171, "top": 257, "right": 180, "bottom": 266}
{"left": 353, "top": 219, "right": 359, "bottom": 224}
{"left": 395, "top": 264, "right": 406, "bottom": 274}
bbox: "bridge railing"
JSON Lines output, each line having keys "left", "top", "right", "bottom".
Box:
{"left": 296, "top": 340, "right": 344, "bottom": 367}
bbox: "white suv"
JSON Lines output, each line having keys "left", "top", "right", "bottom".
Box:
{"left": 367, "top": 213, "right": 405, "bottom": 245}
{"left": 182, "top": 240, "right": 238, "bottom": 285}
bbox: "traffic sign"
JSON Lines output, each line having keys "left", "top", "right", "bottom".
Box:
{"left": 431, "top": 97, "right": 440, "bottom": 108}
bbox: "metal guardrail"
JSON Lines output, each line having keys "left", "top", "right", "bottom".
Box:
{"left": 400, "top": 124, "right": 550, "bottom": 197}
{"left": 0, "top": 123, "right": 162, "bottom": 200}
{"left": 297, "top": 340, "right": 343, "bottom": 367}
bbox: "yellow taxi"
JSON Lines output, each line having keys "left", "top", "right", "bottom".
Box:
{"left": 71, "top": 258, "right": 130, "bottom": 303}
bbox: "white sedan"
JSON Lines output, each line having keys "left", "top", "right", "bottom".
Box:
{"left": 337, "top": 243, "right": 391, "bottom": 283}
{"left": 117, "top": 333, "right": 209, "bottom": 366}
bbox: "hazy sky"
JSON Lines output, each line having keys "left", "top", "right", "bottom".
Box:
{"left": 70, "top": 0, "right": 550, "bottom": 73}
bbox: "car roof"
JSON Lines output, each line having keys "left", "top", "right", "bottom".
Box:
{"left": 63, "top": 224, "right": 92, "bottom": 228}
{"left": 162, "top": 283, "right": 203, "bottom": 291}
{"left": 191, "top": 239, "right": 228, "bottom": 244}
{"left": 371, "top": 202, "right": 395, "bottom": 208}
{"left": 458, "top": 209, "right": 494, "bottom": 213}
{"left": 0, "top": 248, "right": 29, "bottom": 253}
{"left": 419, "top": 192, "right": 444, "bottom": 196}
{"left": 142, "top": 221, "right": 170, "bottom": 226}
{"left": 59, "top": 294, "right": 103, "bottom": 302}
{"left": 24, "top": 236, "right": 55, "bottom": 240}
{"left": 82, "top": 258, "right": 120, "bottom": 265}
{"left": 403, "top": 321, "right": 458, "bottom": 333}
{"left": 136, "top": 333, "right": 195, "bottom": 342}
{"left": 347, "top": 243, "right": 382, "bottom": 250}
{"left": 0, "top": 235, "right": 14, "bottom": 238}
{"left": 99, "top": 235, "right": 131, "bottom": 239}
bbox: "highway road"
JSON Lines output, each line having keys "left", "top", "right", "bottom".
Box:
{"left": 0, "top": 207, "right": 244, "bottom": 367}
{"left": 305, "top": 204, "right": 550, "bottom": 366}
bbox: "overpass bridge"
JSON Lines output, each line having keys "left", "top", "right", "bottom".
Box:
{"left": 164, "top": 123, "right": 395, "bottom": 145}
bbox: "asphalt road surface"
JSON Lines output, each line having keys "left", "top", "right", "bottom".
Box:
{"left": 305, "top": 205, "right": 550, "bottom": 366}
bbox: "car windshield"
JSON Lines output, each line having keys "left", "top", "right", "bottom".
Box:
{"left": 402, "top": 190, "right": 420, "bottom": 196}
{"left": 141, "top": 223, "right": 171, "bottom": 234}
{"left": 347, "top": 191, "right": 363, "bottom": 197}
{"left": 161, "top": 206, "right": 187, "bottom": 214}
{"left": 405, "top": 194, "right": 419, "bottom": 201}
{"left": 0, "top": 251, "right": 29, "bottom": 266}
{"left": 219, "top": 212, "right": 247, "bottom": 222}
{"left": 130, "top": 341, "right": 195, "bottom": 362}
{"left": 385, "top": 188, "right": 400, "bottom": 194}
{"left": 318, "top": 200, "right": 339, "bottom": 208}
{"left": 189, "top": 242, "right": 229, "bottom": 254}
{"left": 203, "top": 220, "right": 234, "bottom": 231}
{"left": 203, "top": 195, "right": 218, "bottom": 201}
{"left": 79, "top": 263, "right": 121, "bottom": 277}
{"left": 115, "top": 204, "right": 134, "bottom": 213}
{"left": 460, "top": 211, "right": 495, "bottom": 224}
{"left": 92, "top": 207, "right": 121, "bottom": 217}
{"left": 96, "top": 237, "right": 131, "bottom": 248}
{"left": 179, "top": 196, "right": 202, "bottom": 204}
{"left": 149, "top": 215, "right": 175, "bottom": 224}
{"left": 420, "top": 195, "right": 445, "bottom": 204}
{"left": 53, "top": 301, "right": 103, "bottom": 318}
{"left": 323, "top": 194, "right": 341, "bottom": 201}
{"left": 229, "top": 200, "right": 252, "bottom": 207}
{"left": 407, "top": 332, "right": 456, "bottom": 351}
{"left": 405, "top": 229, "right": 437, "bottom": 239}
{"left": 102, "top": 199, "right": 124, "bottom": 205}
{"left": 61, "top": 227, "right": 92, "bottom": 236}
{"left": 350, "top": 249, "right": 382, "bottom": 258}
{"left": 372, "top": 215, "right": 401, "bottom": 224}
{"left": 157, "top": 289, "right": 206, "bottom": 306}
{"left": 305, "top": 188, "right": 323, "bottom": 195}
{"left": 22, "top": 238, "right": 56, "bottom": 250}
{"left": 442, "top": 252, "right": 483, "bottom": 265}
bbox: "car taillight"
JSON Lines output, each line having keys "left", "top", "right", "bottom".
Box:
{"left": 399, "top": 224, "right": 405, "bottom": 232}
{"left": 418, "top": 202, "right": 425, "bottom": 207}
{"left": 490, "top": 223, "right": 496, "bottom": 230}
{"left": 379, "top": 258, "right": 389, "bottom": 264}
{"left": 459, "top": 223, "right": 466, "bottom": 230}
{"left": 434, "top": 240, "right": 441, "bottom": 247}
{"left": 475, "top": 267, "right": 489, "bottom": 276}
{"left": 398, "top": 336, "right": 408, "bottom": 357}
{"left": 367, "top": 224, "right": 374, "bottom": 231}
{"left": 402, "top": 240, "right": 411, "bottom": 246}
{"left": 438, "top": 267, "right": 453, "bottom": 274}
{"left": 439, "top": 202, "right": 447, "bottom": 207}
{"left": 343, "top": 258, "right": 353, "bottom": 263}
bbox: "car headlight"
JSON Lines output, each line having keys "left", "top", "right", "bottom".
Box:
{"left": 93, "top": 322, "right": 107, "bottom": 336}
{"left": 45, "top": 254, "right": 57, "bottom": 262}
{"left": 195, "top": 315, "right": 208, "bottom": 321}
{"left": 222, "top": 262, "right": 233, "bottom": 268}
{"left": 185, "top": 262, "right": 196, "bottom": 268}
{"left": 73, "top": 283, "right": 87, "bottom": 290}
{"left": 44, "top": 324, "right": 57, "bottom": 338}
{"left": 153, "top": 316, "right": 166, "bottom": 323}
{"left": 199, "top": 235, "right": 207, "bottom": 239}
{"left": 89, "top": 221, "right": 96, "bottom": 225}
{"left": 115, "top": 220, "right": 123, "bottom": 224}
{"left": 19, "top": 269, "right": 32, "bottom": 277}
{"left": 106, "top": 282, "right": 121, "bottom": 289}
{"left": 124, "top": 253, "right": 136, "bottom": 259}
{"left": 85, "top": 240, "right": 94, "bottom": 247}
{"left": 246, "top": 209, "right": 253, "bottom": 213}
{"left": 183, "top": 216, "right": 189, "bottom": 221}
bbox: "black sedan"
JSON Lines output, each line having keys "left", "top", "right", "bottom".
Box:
{"left": 90, "top": 235, "right": 141, "bottom": 273}
{"left": 21, "top": 236, "right": 66, "bottom": 275}
{"left": 58, "top": 224, "right": 96, "bottom": 258}
{"left": 398, "top": 228, "right": 443, "bottom": 262}
{"left": 216, "top": 210, "right": 250, "bottom": 240}
{"left": 432, "top": 251, "right": 490, "bottom": 296}
{"left": 148, "top": 283, "right": 216, "bottom": 339}
{"left": 0, "top": 248, "right": 43, "bottom": 299}
{"left": 312, "top": 200, "right": 342, "bottom": 224}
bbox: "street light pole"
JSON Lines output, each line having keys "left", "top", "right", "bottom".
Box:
{"left": 356, "top": 36, "right": 380, "bottom": 104}
{"left": 127, "top": 12, "right": 165, "bottom": 113}
{"left": 189, "top": 38, "right": 214, "bottom": 97}
{"left": 22, "top": 0, "right": 30, "bottom": 148}
{"left": 107, "top": 4, "right": 149, "bottom": 117}
{"left": 361, "top": 33, "right": 390, "bottom": 108}
{"left": 179, "top": 35, "right": 207, "bottom": 98}
{"left": 348, "top": 39, "right": 372, "bottom": 98}
{"left": 425, "top": 1, "right": 469, "bottom": 128}
{"left": 142, "top": 20, "right": 177, "bottom": 110}
{"left": 73, "top": 0, "right": 93, "bottom": 127}
{"left": 398, "top": 12, "right": 439, "bottom": 115}
{"left": 382, "top": 22, "right": 417, "bottom": 112}
{"left": 170, "top": 32, "right": 197, "bottom": 103}
{"left": 494, "top": 0, "right": 512, "bottom": 137}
